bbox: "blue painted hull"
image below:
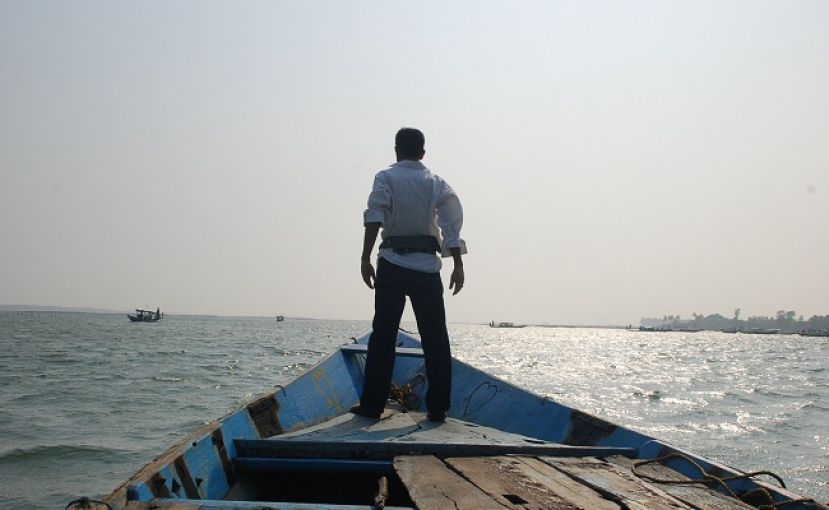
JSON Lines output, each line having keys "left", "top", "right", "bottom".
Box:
{"left": 93, "top": 330, "right": 826, "bottom": 510}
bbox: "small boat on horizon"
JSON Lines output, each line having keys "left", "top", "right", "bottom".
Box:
{"left": 798, "top": 328, "right": 829, "bottom": 337}
{"left": 69, "top": 330, "right": 827, "bottom": 510}
{"left": 489, "top": 321, "right": 527, "bottom": 328}
{"left": 745, "top": 327, "right": 782, "bottom": 335}
{"left": 638, "top": 326, "right": 702, "bottom": 333}
{"left": 127, "top": 308, "right": 162, "bottom": 322}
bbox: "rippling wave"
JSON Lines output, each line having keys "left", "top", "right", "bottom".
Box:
{"left": 0, "top": 444, "right": 129, "bottom": 464}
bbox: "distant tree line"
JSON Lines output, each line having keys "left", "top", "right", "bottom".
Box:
{"left": 640, "top": 309, "right": 829, "bottom": 333}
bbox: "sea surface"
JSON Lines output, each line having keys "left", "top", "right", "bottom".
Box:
{"left": 0, "top": 312, "right": 826, "bottom": 509}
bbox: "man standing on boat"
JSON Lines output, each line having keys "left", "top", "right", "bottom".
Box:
{"left": 352, "top": 127, "right": 467, "bottom": 423}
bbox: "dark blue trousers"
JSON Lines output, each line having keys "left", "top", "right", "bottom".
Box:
{"left": 360, "top": 258, "right": 452, "bottom": 413}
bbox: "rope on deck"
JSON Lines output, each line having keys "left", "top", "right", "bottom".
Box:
{"left": 389, "top": 374, "right": 426, "bottom": 410}
{"left": 630, "top": 453, "right": 819, "bottom": 509}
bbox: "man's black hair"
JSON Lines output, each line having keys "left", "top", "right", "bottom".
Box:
{"left": 395, "top": 127, "right": 425, "bottom": 159}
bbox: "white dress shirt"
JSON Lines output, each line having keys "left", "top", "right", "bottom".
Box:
{"left": 363, "top": 160, "right": 467, "bottom": 273}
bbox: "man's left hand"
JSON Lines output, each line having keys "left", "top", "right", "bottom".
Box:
{"left": 361, "top": 260, "right": 376, "bottom": 289}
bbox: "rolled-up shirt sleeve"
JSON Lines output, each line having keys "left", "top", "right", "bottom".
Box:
{"left": 363, "top": 172, "right": 390, "bottom": 226}
{"left": 436, "top": 181, "right": 468, "bottom": 257}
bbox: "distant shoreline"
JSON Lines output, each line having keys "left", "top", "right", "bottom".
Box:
{"left": 8, "top": 309, "right": 820, "bottom": 333}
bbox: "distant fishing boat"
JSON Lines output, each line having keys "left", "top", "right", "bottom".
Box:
{"left": 276, "top": 315, "right": 285, "bottom": 322}
{"left": 127, "top": 308, "right": 162, "bottom": 322}
{"left": 70, "top": 330, "right": 827, "bottom": 510}
{"left": 489, "top": 321, "right": 526, "bottom": 328}
{"left": 798, "top": 329, "right": 829, "bottom": 337}
{"left": 745, "top": 328, "right": 781, "bottom": 335}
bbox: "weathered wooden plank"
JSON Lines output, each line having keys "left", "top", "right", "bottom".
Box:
{"left": 513, "top": 456, "right": 623, "bottom": 510}
{"left": 394, "top": 455, "right": 506, "bottom": 510}
{"left": 540, "top": 457, "right": 691, "bottom": 510}
{"left": 606, "top": 455, "right": 756, "bottom": 510}
{"left": 235, "top": 438, "right": 635, "bottom": 459}
{"left": 445, "top": 456, "right": 614, "bottom": 509}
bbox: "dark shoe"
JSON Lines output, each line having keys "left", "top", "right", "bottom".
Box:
{"left": 350, "top": 405, "right": 382, "bottom": 419}
{"left": 427, "top": 411, "right": 446, "bottom": 423}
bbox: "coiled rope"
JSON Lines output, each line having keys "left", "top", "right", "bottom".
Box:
{"left": 631, "top": 453, "right": 818, "bottom": 509}
{"left": 389, "top": 374, "right": 426, "bottom": 410}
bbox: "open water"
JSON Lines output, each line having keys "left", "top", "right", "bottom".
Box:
{"left": 0, "top": 312, "right": 826, "bottom": 509}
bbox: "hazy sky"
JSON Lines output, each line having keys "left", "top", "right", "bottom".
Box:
{"left": 1, "top": 1, "right": 827, "bottom": 325}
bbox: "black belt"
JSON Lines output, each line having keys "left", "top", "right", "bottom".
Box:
{"left": 379, "top": 235, "right": 440, "bottom": 255}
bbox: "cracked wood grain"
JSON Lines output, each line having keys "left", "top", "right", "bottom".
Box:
{"left": 394, "top": 455, "right": 506, "bottom": 510}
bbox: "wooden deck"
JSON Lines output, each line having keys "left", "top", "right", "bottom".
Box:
{"left": 393, "top": 454, "right": 759, "bottom": 510}
{"left": 137, "top": 451, "right": 760, "bottom": 510}
{"left": 224, "top": 408, "right": 758, "bottom": 510}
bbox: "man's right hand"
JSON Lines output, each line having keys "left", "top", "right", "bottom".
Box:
{"left": 449, "top": 265, "right": 464, "bottom": 295}
{"left": 361, "top": 259, "right": 375, "bottom": 289}
{"left": 449, "top": 248, "right": 464, "bottom": 295}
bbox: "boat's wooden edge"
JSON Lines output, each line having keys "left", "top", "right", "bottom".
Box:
{"left": 103, "top": 389, "right": 277, "bottom": 510}
{"left": 102, "top": 342, "right": 361, "bottom": 509}
{"left": 103, "top": 419, "right": 222, "bottom": 509}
